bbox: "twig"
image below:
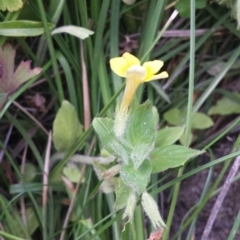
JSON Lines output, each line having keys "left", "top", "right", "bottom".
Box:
{"left": 12, "top": 97, "right": 56, "bottom": 158}
{"left": 42, "top": 131, "right": 52, "bottom": 240}
{"left": 42, "top": 132, "right": 52, "bottom": 206}
{"left": 59, "top": 132, "right": 95, "bottom": 240}
{"left": 80, "top": 41, "right": 91, "bottom": 130}
{"left": 201, "top": 155, "right": 240, "bottom": 240}
{"left": 13, "top": 101, "right": 48, "bottom": 136}
{"left": 0, "top": 121, "right": 14, "bottom": 163}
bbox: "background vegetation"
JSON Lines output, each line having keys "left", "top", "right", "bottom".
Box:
{"left": 0, "top": 0, "right": 240, "bottom": 239}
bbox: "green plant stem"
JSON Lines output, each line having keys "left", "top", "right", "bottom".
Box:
{"left": 106, "top": 193, "right": 120, "bottom": 240}
{"left": 36, "top": 0, "right": 64, "bottom": 103}
{"left": 162, "top": 1, "right": 195, "bottom": 239}
{"left": 135, "top": 205, "right": 145, "bottom": 240}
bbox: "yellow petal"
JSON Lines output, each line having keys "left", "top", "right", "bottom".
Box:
{"left": 143, "top": 60, "right": 164, "bottom": 75}
{"left": 123, "top": 52, "right": 140, "bottom": 67}
{"left": 110, "top": 57, "right": 128, "bottom": 77}
{"left": 145, "top": 71, "right": 169, "bottom": 82}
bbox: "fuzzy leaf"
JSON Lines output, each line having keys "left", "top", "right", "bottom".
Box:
{"left": 0, "top": 44, "right": 41, "bottom": 109}
{"left": 150, "top": 145, "right": 204, "bottom": 173}
{"left": 53, "top": 100, "right": 83, "bottom": 152}
{"left": 126, "top": 101, "right": 157, "bottom": 147}
{"left": 125, "top": 101, "right": 157, "bottom": 169}
{"left": 155, "top": 126, "right": 184, "bottom": 147}
{"left": 0, "top": 0, "right": 23, "bottom": 12}
{"left": 114, "top": 178, "right": 132, "bottom": 210}
{"left": 51, "top": 26, "right": 94, "bottom": 39}
{"left": 120, "top": 159, "right": 152, "bottom": 193}
{"left": 208, "top": 94, "right": 240, "bottom": 115}
{"left": 191, "top": 112, "right": 213, "bottom": 129}
{"left": 0, "top": 21, "right": 55, "bottom": 36}
{"left": 93, "top": 118, "right": 133, "bottom": 164}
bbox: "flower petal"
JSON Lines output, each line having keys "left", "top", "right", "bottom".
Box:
{"left": 143, "top": 60, "right": 164, "bottom": 75}
{"left": 110, "top": 57, "right": 128, "bottom": 77}
{"left": 123, "top": 52, "right": 140, "bottom": 67}
{"left": 145, "top": 71, "right": 169, "bottom": 81}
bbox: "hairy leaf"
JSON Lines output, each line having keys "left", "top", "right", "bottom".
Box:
{"left": 120, "top": 159, "right": 152, "bottom": 193}
{"left": 125, "top": 100, "right": 157, "bottom": 169}
{"left": 155, "top": 126, "right": 184, "bottom": 147}
{"left": 93, "top": 117, "right": 133, "bottom": 164}
{"left": 114, "top": 178, "right": 132, "bottom": 210}
{"left": 150, "top": 145, "right": 204, "bottom": 173}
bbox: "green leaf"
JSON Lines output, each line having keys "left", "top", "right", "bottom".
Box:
{"left": 196, "top": 0, "right": 207, "bottom": 9}
{"left": 0, "top": 44, "right": 41, "bottom": 109}
{"left": 22, "top": 163, "right": 37, "bottom": 183}
{"left": 53, "top": 100, "right": 83, "bottom": 152}
{"left": 51, "top": 26, "right": 94, "bottom": 39}
{"left": 205, "top": 61, "right": 226, "bottom": 76}
{"left": 63, "top": 163, "right": 82, "bottom": 183}
{"left": 114, "top": 178, "right": 132, "bottom": 210}
{"left": 191, "top": 112, "right": 213, "bottom": 129}
{"left": 155, "top": 126, "right": 184, "bottom": 147}
{"left": 163, "top": 108, "right": 184, "bottom": 126}
{"left": 208, "top": 94, "right": 240, "bottom": 115}
{"left": 0, "top": 21, "right": 55, "bottom": 37}
{"left": 180, "top": 131, "right": 193, "bottom": 147}
{"left": 125, "top": 101, "right": 157, "bottom": 168}
{"left": 4, "top": 207, "right": 41, "bottom": 237}
{"left": 120, "top": 159, "right": 152, "bottom": 193}
{"left": 176, "top": 0, "right": 190, "bottom": 18}
{"left": 25, "top": 207, "right": 41, "bottom": 234}
{"left": 0, "top": 0, "right": 23, "bottom": 12}
{"left": 127, "top": 101, "right": 157, "bottom": 147}
{"left": 150, "top": 145, "right": 204, "bottom": 173}
{"left": 93, "top": 118, "right": 133, "bottom": 164}
{"left": 122, "top": 0, "right": 136, "bottom": 5}
{"left": 164, "top": 109, "right": 213, "bottom": 130}
{"left": 176, "top": 0, "right": 207, "bottom": 18}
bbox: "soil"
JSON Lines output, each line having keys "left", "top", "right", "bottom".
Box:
{"left": 164, "top": 139, "right": 240, "bottom": 240}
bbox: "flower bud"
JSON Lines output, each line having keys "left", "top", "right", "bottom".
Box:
{"left": 141, "top": 192, "right": 166, "bottom": 230}
{"left": 122, "top": 193, "right": 137, "bottom": 222}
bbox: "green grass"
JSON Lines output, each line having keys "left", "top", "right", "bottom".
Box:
{"left": 0, "top": 0, "right": 240, "bottom": 239}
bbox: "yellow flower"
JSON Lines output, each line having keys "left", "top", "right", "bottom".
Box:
{"left": 110, "top": 52, "right": 168, "bottom": 113}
